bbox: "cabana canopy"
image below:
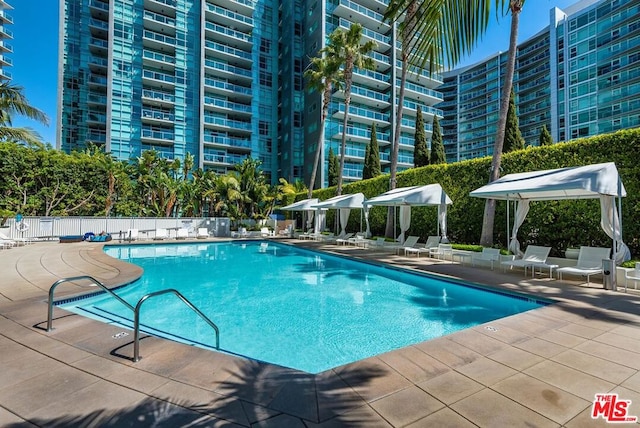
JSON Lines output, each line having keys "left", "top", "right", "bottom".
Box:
{"left": 469, "top": 162, "right": 626, "bottom": 200}
{"left": 280, "top": 198, "right": 323, "bottom": 232}
{"left": 363, "top": 184, "right": 453, "bottom": 242}
{"left": 311, "top": 193, "right": 365, "bottom": 237}
{"left": 470, "top": 162, "right": 630, "bottom": 263}
{"left": 280, "top": 198, "right": 320, "bottom": 211}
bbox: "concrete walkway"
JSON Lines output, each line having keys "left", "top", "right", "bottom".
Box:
{"left": 1, "top": 239, "right": 640, "bottom": 427}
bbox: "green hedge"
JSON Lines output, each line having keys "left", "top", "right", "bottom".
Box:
{"left": 296, "top": 128, "right": 640, "bottom": 257}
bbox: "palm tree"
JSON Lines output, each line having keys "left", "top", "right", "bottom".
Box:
{"left": 327, "top": 24, "right": 376, "bottom": 195}
{"left": 383, "top": 0, "right": 500, "bottom": 237}
{"left": 304, "top": 55, "right": 341, "bottom": 198}
{"left": 0, "top": 82, "right": 49, "bottom": 146}
{"left": 480, "top": 0, "right": 526, "bottom": 246}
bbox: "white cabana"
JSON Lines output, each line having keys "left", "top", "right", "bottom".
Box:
{"left": 470, "top": 162, "right": 630, "bottom": 263}
{"left": 363, "top": 184, "right": 453, "bottom": 243}
{"left": 281, "top": 198, "right": 320, "bottom": 231}
{"left": 311, "top": 193, "right": 365, "bottom": 237}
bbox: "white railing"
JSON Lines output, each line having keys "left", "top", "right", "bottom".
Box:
{"left": 1, "top": 216, "right": 281, "bottom": 241}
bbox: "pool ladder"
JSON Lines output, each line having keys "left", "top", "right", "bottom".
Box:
{"left": 46, "top": 275, "right": 220, "bottom": 362}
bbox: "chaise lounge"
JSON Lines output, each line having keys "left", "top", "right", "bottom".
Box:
{"left": 556, "top": 246, "right": 611, "bottom": 284}
{"left": 501, "top": 245, "right": 551, "bottom": 274}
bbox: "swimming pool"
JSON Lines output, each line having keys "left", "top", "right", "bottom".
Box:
{"left": 60, "top": 241, "right": 547, "bottom": 373}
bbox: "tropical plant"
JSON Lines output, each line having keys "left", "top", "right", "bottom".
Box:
{"left": 363, "top": 123, "right": 381, "bottom": 179}
{"left": 304, "top": 54, "right": 342, "bottom": 198}
{"left": 503, "top": 89, "right": 525, "bottom": 153}
{"left": 326, "top": 24, "right": 376, "bottom": 195}
{"left": 539, "top": 124, "right": 553, "bottom": 146}
{"left": 481, "top": 0, "right": 526, "bottom": 247}
{"left": 0, "top": 82, "right": 49, "bottom": 146}
{"left": 413, "top": 106, "right": 429, "bottom": 167}
{"left": 430, "top": 115, "right": 446, "bottom": 164}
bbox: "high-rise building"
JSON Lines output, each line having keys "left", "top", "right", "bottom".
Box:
{"left": 0, "top": 1, "right": 13, "bottom": 81}
{"left": 441, "top": 0, "right": 640, "bottom": 162}
{"left": 58, "top": 0, "right": 444, "bottom": 186}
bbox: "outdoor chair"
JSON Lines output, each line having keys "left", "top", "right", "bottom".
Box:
{"left": 429, "top": 243, "right": 453, "bottom": 261}
{"left": 624, "top": 263, "right": 640, "bottom": 291}
{"left": 404, "top": 235, "right": 440, "bottom": 257}
{"left": 386, "top": 235, "right": 419, "bottom": 254}
{"left": 176, "top": 228, "right": 189, "bottom": 239}
{"left": 556, "top": 246, "right": 611, "bottom": 284}
{"left": 153, "top": 228, "right": 168, "bottom": 240}
{"left": 471, "top": 248, "right": 501, "bottom": 270}
{"left": 500, "top": 245, "right": 551, "bottom": 274}
{"left": 196, "top": 228, "right": 209, "bottom": 239}
{"left": 126, "top": 229, "right": 139, "bottom": 241}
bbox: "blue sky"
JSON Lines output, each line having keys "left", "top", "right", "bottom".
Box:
{"left": 9, "top": 0, "right": 580, "bottom": 147}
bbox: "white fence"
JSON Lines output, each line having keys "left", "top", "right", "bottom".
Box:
{"left": 1, "top": 217, "right": 214, "bottom": 240}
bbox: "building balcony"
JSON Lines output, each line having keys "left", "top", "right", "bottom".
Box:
{"left": 204, "top": 22, "right": 252, "bottom": 51}
{"left": 352, "top": 68, "right": 391, "bottom": 90}
{"left": 203, "top": 133, "right": 251, "bottom": 152}
{"left": 143, "top": 49, "right": 176, "bottom": 70}
{"left": 142, "top": 88, "right": 175, "bottom": 107}
{"left": 402, "top": 80, "right": 443, "bottom": 105}
{"left": 204, "top": 39, "right": 252, "bottom": 68}
{"left": 143, "top": 29, "right": 176, "bottom": 51}
{"left": 204, "top": 77, "right": 252, "bottom": 103}
{"left": 331, "top": 103, "right": 390, "bottom": 127}
{"left": 141, "top": 127, "right": 175, "bottom": 145}
{"left": 141, "top": 108, "right": 175, "bottom": 124}
{"left": 0, "top": 11, "right": 13, "bottom": 24}
{"left": 336, "top": 18, "right": 390, "bottom": 51}
{"left": 89, "top": 37, "right": 108, "bottom": 54}
{"left": 203, "top": 96, "right": 252, "bottom": 117}
{"left": 87, "top": 93, "right": 107, "bottom": 106}
{"left": 332, "top": 84, "right": 390, "bottom": 109}
{"left": 203, "top": 114, "right": 252, "bottom": 134}
{"left": 203, "top": 152, "right": 248, "bottom": 167}
{"left": 143, "top": 10, "right": 177, "bottom": 34}
{"left": 205, "top": 3, "right": 253, "bottom": 32}
{"left": 332, "top": 124, "right": 391, "bottom": 146}
{"left": 332, "top": 0, "right": 390, "bottom": 35}
{"left": 209, "top": 0, "right": 254, "bottom": 17}
{"left": 204, "top": 58, "right": 252, "bottom": 83}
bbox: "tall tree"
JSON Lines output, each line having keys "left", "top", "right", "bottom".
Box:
{"left": 539, "top": 124, "right": 553, "bottom": 146}
{"left": 480, "top": 0, "right": 526, "bottom": 247}
{"left": 384, "top": 0, "right": 499, "bottom": 237}
{"left": 363, "top": 123, "right": 381, "bottom": 179}
{"left": 503, "top": 89, "right": 525, "bottom": 153}
{"left": 0, "top": 82, "right": 49, "bottom": 146}
{"left": 413, "top": 106, "right": 429, "bottom": 167}
{"left": 328, "top": 147, "right": 339, "bottom": 187}
{"left": 304, "top": 54, "right": 341, "bottom": 198}
{"left": 326, "top": 24, "right": 376, "bottom": 195}
{"left": 430, "top": 115, "right": 446, "bottom": 164}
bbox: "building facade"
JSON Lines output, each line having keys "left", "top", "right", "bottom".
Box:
{"left": 441, "top": 0, "right": 640, "bottom": 163}
{"left": 58, "top": 0, "right": 443, "bottom": 186}
{"left": 0, "top": 0, "right": 12, "bottom": 81}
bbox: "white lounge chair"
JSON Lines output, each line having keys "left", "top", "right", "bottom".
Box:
{"left": 0, "top": 231, "right": 31, "bottom": 246}
{"left": 404, "top": 236, "right": 440, "bottom": 257}
{"left": 429, "top": 243, "right": 453, "bottom": 261}
{"left": 501, "top": 245, "right": 551, "bottom": 274}
{"left": 126, "top": 228, "right": 139, "bottom": 241}
{"left": 260, "top": 227, "right": 273, "bottom": 237}
{"left": 385, "top": 235, "right": 419, "bottom": 254}
{"left": 0, "top": 238, "right": 16, "bottom": 249}
{"left": 624, "top": 263, "right": 640, "bottom": 291}
{"left": 335, "top": 233, "right": 355, "bottom": 245}
{"left": 176, "top": 228, "right": 189, "bottom": 239}
{"left": 196, "top": 228, "right": 209, "bottom": 239}
{"left": 471, "top": 248, "right": 501, "bottom": 270}
{"left": 153, "top": 228, "right": 168, "bottom": 240}
{"left": 556, "top": 246, "right": 611, "bottom": 284}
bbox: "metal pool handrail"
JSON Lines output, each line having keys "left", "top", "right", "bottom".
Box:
{"left": 47, "top": 276, "right": 220, "bottom": 362}
{"left": 133, "top": 289, "right": 220, "bottom": 361}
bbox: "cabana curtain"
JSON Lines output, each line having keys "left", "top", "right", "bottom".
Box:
{"left": 508, "top": 200, "right": 530, "bottom": 256}
{"left": 398, "top": 206, "right": 411, "bottom": 244}
{"left": 600, "top": 195, "right": 631, "bottom": 264}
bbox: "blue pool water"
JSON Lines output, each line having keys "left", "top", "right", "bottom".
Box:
{"left": 60, "top": 241, "right": 547, "bottom": 373}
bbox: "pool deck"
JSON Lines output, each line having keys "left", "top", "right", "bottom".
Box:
{"left": 1, "top": 238, "right": 640, "bottom": 427}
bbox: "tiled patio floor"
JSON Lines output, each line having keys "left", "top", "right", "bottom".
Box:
{"left": 1, "top": 239, "right": 640, "bottom": 427}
